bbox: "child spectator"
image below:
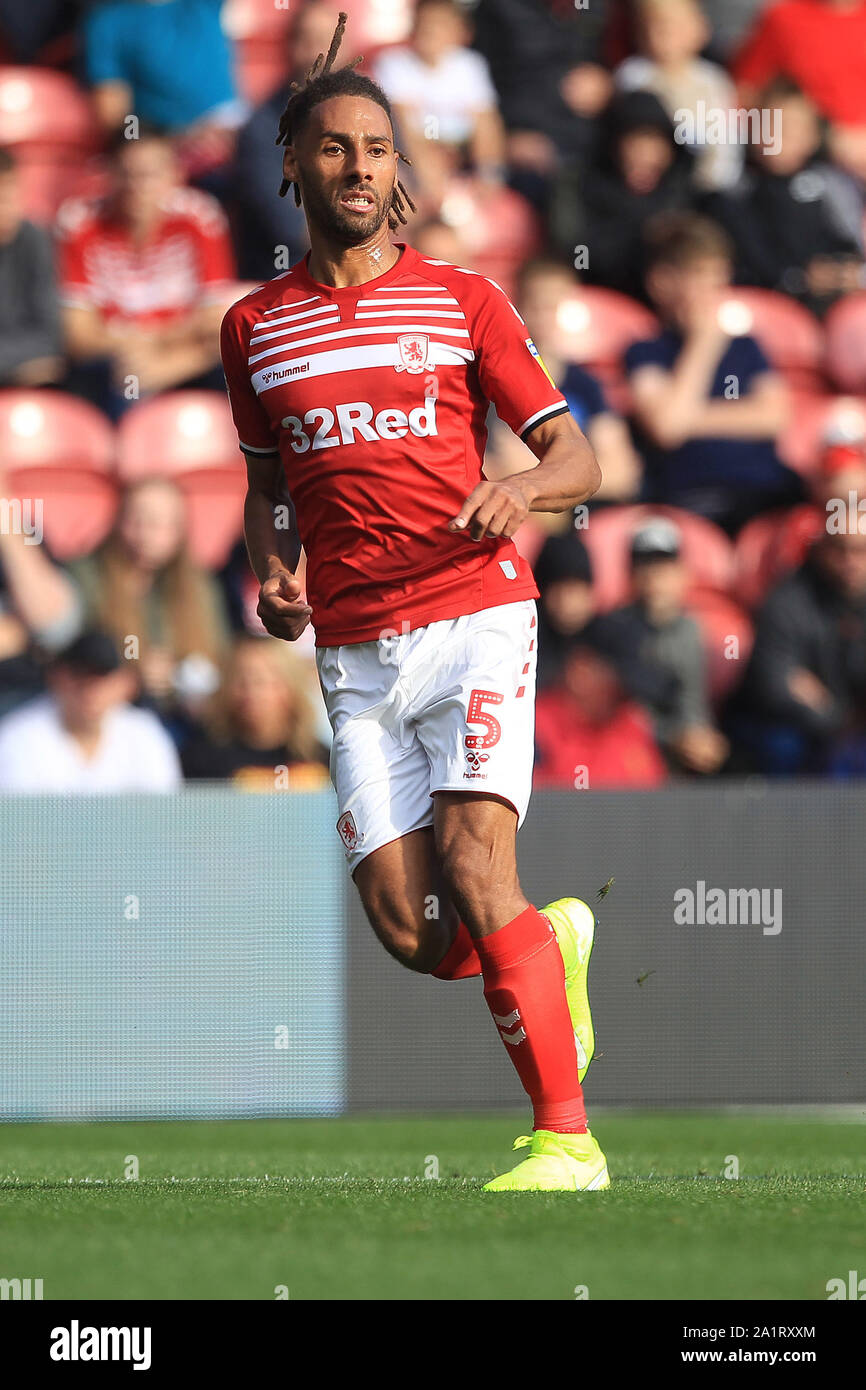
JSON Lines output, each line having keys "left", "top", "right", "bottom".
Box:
{"left": 512, "top": 257, "right": 641, "bottom": 501}
{"left": 0, "top": 630, "right": 181, "bottom": 791}
{"left": 66, "top": 478, "right": 230, "bottom": 713}
{"left": 0, "top": 147, "right": 63, "bottom": 387}
{"left": 534, "top": 626, "right": 667, "bottom": 789}
{"left": 181, "top": 635, "right": 329, "bottom": 786}
{"left": 705, "top": 79, "right": 863, "bottom": 315}
{"left": 550, "top": 90, "right": 697, "bottom": 301}
{"left": 374, "top": 0, "right": 506, "bottom": 211}
{"left": 533, "top": 531, "right": 597, "bottom": 691}
{"left": 615, "top": 0, "right": 743, "bottom": 191}
{"left": 57, "top": 126, "right": 235, "bottom": 415}
{"left": 625, "top": 211, "right": 801, "bottom": 532}
{"left": 604, "top": 517, "right": 729, "bottom": 774}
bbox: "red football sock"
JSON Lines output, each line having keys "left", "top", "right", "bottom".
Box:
{"left": 431, "top": 921, "right": 482, "bottom": 980}
{"left": 474, "top": 904, "right": 587, "bottom": 1134}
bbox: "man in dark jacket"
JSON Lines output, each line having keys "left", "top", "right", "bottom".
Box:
{"left": 737, "top": 528, "right": 866, "bottom": 772}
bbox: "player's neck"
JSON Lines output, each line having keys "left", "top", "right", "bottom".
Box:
{"left": 305, "top": 234, "right": 402, "bottom": 289}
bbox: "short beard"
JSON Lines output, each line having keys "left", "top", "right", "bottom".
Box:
{"left": 300, "top": 179, "right": 393, "bottom": 245}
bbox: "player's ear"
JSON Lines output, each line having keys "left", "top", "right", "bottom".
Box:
{"left": 282, "top": 146, "right": 298, "bottom": 183}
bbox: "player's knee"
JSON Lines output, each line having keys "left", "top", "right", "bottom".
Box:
{"left": 357, "top": 887, "right": 438, "bottom": 973}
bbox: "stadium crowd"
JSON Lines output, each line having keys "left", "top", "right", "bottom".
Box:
{"left": 0, "top": 0, "right": 865, "bottom": 789}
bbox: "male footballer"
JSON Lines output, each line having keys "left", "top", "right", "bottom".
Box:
{"left": 220, "top": 13, "right": 609, "bottom": 1191}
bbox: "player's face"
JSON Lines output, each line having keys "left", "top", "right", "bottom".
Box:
{"left": 285, "top": 96, "right": 398, "bottom": 244}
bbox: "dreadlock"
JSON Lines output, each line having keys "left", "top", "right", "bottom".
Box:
{"left": 275, "top": 10, "right": 416, "bottom": 231}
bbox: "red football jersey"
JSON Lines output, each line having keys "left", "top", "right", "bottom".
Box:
{"left": 58, "top": 187, "right": 235, "bottom": 328}
{"left": 220, "top": 242, "right": 571, "bottom": 646}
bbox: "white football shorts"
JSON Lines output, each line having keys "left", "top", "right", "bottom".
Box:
{"left": 315, "top": 598, "right": 538, "bottom": 873}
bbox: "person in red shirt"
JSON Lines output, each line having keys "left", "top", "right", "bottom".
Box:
{"left": 58, "top": 125, "right": 235, "bottom": 409}
{"left": 535, "top": 634, "right": 668, "bottom": 790}
{"left": 734, "top": 1, "right": 866, "bottom": 127}
{"left": 220, "top": 15, "right": 608, "bottom": 1193}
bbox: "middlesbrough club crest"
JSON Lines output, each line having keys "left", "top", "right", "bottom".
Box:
{"left": 337, "top": 811, "right": 359, "bottom": 852}
{"left": 395, "top": 333, "right": 430, "bottom": 373}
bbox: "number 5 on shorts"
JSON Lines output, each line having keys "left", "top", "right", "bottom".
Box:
{"left": 465, "top": 688, "right": 504, "bottom": 749}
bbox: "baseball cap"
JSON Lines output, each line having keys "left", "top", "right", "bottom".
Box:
{"left": 630, "top": 517, "right": 682, "bottom": 563}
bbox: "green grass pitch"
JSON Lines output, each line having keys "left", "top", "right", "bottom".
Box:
{"left": 1, "top": 1112, "right": 863, "bottom": 1300}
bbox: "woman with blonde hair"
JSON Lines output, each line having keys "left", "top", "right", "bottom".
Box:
{"left": 181, "top": 634, "right": 329, "bottom": 787}
{"left": 68, "top": 477, "right": 230, "bottom": 708}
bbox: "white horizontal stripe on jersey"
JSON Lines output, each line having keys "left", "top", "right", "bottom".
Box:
{"left": 251, "top": 340, "right": 474, "bottom": 392}
{"left": 355, "top": 296, "right": 459, "bottom": 306}
{"left": 248, "top": 321, "right": 471, "bottom": 366}
{"left": 262, "top": 295, "right": 321, "bottom": 314}
{"left": 250, "top": 313, "right": 341, "bottom": 345}
{"left": 518, "top": 401, "right": 569, "bottom": 438}
{"left": 354, "top": 308, "right": 467, "bottom": 320}
{"left": 252, "top": 304, "right": 339, "bottom": 331}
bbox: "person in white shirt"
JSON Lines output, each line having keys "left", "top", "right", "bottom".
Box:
{"left": 0, "top": 630, "right": 181, "bottom": 792}
{"left": 374, "top": 0, "right": 506, "bottom": 207}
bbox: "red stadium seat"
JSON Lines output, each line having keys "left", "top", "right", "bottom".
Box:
{"left": 824, "top": 292, "right": 866, "bottom": 394}
{"left": 0, "top": 390, "right": 114, "bottom": 472}
{"left": 442, "top": 179, "right": 542, "bottom": 299}
{"left": 554, "top": 287, "right": 658, "bottom": 411}
{"left": 5, "top": 467, "right": 118, "bottom": 560}
{"left": 684, "top": 586, "right": 754, "bottom": 703}
{"left": 175, "top": 468, "right": 247, "bottom": 569}
{"left": 116, "top": 393, "right": 245, "bottom": 481}
{"left": 20, "top": 156, "right": 109, "bottom": 223}
{"left": 0, "top": 68, "right": 99, "bottom": 152}
{"left": 581, "top": 505, "right": 736, "bottom": 612}
{"left": 0, "top": 67, "right": 103, "bottom": 222}
{"left": 714, "top": 288, "right": 824, "bottom": 391}
{"left": 734, "top": 505, "right": 823, "bottom": 609}
{"left": 778, "top": 392, "right": 866, "bottom": 477}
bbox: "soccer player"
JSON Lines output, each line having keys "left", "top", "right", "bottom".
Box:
{"left": 220, "top": 14, "right": 608, "bottom": 1191}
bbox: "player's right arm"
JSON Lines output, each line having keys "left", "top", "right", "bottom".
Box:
{"left": 243, "top": 453, "right": 312, "bottom": 641}
{"left": 221, "top": 300, "right": 311, "bottom": 642}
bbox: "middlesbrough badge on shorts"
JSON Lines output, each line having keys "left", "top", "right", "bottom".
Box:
{"left": 394, "top": 334, "right": 431, "bottom": 373}
{"left": 336, "top": 811, "right": 360, "bottom": 852}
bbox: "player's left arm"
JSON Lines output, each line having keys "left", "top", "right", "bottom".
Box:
{"left": 450, "top": 412, "right": 601, "bottom": 543}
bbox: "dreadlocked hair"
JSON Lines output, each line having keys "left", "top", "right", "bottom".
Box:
{"left": 275, "top": 10, "right": 416, "bottom": 231}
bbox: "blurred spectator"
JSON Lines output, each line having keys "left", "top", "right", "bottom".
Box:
{"left": 550, "top": 90, "right": 696, "bottom": 300}
{"left": 0, "top": 630, "right": 181, "bottom": 790}
{"left": 705, "top": 79, "right": 863, "bottom": 315}
{"left": 410, "top": 216, "right": 471, "bottom": 265}
{"left": 0, "top": 148, "right": 63, "bottom": 387}
{"left": 232, "top": 0, "right": 340, "bottom": 282}
{"left": 532, "top": 530, "right": 596, "bottom": 690}
{"left": 515, "top": 258, "right": 640, "bottom": 500}
{"left": 700, "top": 0, "right": 767, "bottom": 61}
{"left": 626, "top": 211, "right": 802, "bottom": 533}
{"left": 534, "top": 626, "right": 668, "bottom": 789}
{"left": 181, "top": 635, "right": 328, "bottom": 786}
{"left": 734, "top": 0, "right": 866, "bottom": 131}
{"left": 83, "top": 0, "right": 245, "bottom": 176}
{"left": 57, "top": 126, "right": 234, "bottom": 414}
{"left": 604, "top": 517, "right": 729, "bottom": 774}
{"left": 734, "top": 528, "right": 866, "bottom": 773}
{"left": 615, "top": 0, "right": 743, "bottom": 192}
{"left": 0, "top": 466, "right": 84, "bottom": 716}
{"left": 472, "top": 0, "right": 611, "bottom": 179}
{"left": 374, "top": 0, "right": 505, "bottom": 212}
{"left": 66, "top": 477, "right": 230, "bottom": 711}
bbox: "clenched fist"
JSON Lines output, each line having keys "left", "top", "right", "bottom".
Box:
{"left": 257, "top": 567, "right": 312, "bottom": 641}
